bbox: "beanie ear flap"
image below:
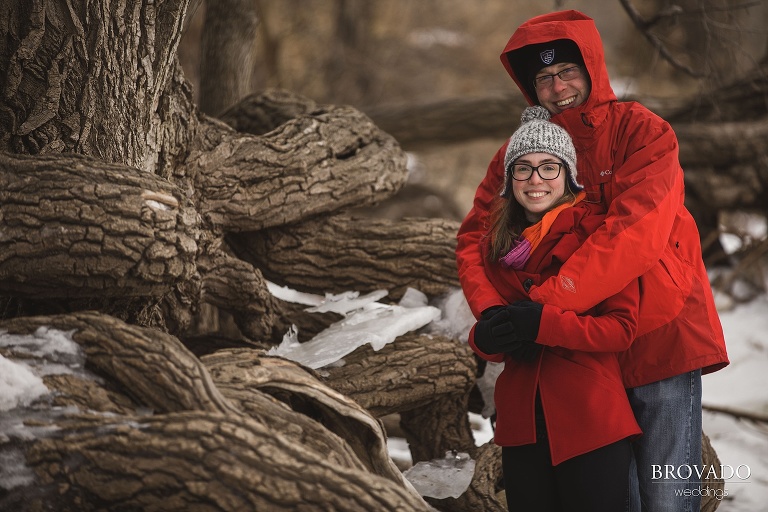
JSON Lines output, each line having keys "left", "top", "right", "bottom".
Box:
{"left": 565, "top": 166, "right": 581, "bottom": 194}
{"left": 563, "top": 156, "right": 583, "bottom": 191}
{"left": 500, "top": 164, "right": 513, "bottom": 198}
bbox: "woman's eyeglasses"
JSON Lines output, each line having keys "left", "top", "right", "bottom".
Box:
{"left": 511, "top": 162, "right": 563, "bottom": 181}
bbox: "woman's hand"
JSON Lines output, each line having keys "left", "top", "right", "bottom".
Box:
{"left": 472, "top": 301, "right": 544, "bottom": 361}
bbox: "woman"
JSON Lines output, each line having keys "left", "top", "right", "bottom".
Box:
{"left": 468, "top": 106, "right": 640, "bottom": 512}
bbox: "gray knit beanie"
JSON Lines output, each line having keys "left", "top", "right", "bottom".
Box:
{"left": 501, "top": 106, "right": 582, "bottom": 197}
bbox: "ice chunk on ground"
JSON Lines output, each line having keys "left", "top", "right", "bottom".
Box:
{"left": 426, "top": 288, "right": 475, "bottom": 343}
{"left": 398, "top": 287, "right": 429, "bottom": 308}
{"left": 306, "top": 289, "right": 389, "bottom": 315}
{"left": 266, "top": 281, "right": 324, "bottom": 306}
{"left": 269, "top": 301, "right": 441, "bottom": 369}
{"left": 267, "top": 285, "right": 442, "bottom": 369}
{"left": 403, "top": 451, "right": 476, "bottom": 499}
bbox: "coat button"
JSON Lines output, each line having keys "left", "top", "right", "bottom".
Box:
{"left": 523, "top": 279, "right": 534, "bottom": 292}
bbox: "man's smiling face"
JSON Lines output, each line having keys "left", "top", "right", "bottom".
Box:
{"left": 534, "top": 62, "right": 591, "bottom": 115}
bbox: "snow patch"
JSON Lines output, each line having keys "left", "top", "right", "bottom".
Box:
{"left": 0, "top": 326, "right": 80, "bottom": 358}
{"left": 403, "top": 451, "right": 476, "bottom": 499}
{"left": 425, "top": 288, "right": 475, "bottom": 343}
{"left": 0, "top": 327, "right": 84, "bottom": 412}
{"left": 0, "top": 356, "right": 49, "bottom": 412}
{"left": 0, "top": 449, "right": 36, "bottom": 490}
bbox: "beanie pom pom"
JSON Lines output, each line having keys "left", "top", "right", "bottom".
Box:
{"left": 520, "top": 105, "right": 551, "bottom": 124}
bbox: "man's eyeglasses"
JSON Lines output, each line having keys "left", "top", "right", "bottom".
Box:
{"left": 533, "top": 66, "right": 583, "bottom": 90}
{"left": 511, "top": 162, "right": 563, "bottom": 181}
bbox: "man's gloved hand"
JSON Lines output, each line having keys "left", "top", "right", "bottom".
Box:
{"left": 472, "top": 301, "right": 544, "bottom": 362}
{"left": 502, "top": 300, "right": 544, "bottom": 362}
{"left": 504, "top": 300, "right": 543, "bottom": 341}
{"left": 505, "top": 338, "right": 543, "bottom": 363}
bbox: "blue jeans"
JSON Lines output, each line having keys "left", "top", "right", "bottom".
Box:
{"left": 627, "top": 370, "right": 703, "bottom": 512}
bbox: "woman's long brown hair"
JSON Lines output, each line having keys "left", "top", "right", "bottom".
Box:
{"left": 485, "top": 171, "right": 578, "bottom": 262}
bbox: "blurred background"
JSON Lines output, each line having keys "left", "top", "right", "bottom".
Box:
{"left": 176, "top": 0, "right": 768, "bottom": 237}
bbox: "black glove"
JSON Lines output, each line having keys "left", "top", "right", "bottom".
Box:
{"left": 480, "top": 305, "right": 506, "bottom": 319}
{"left": 504, "top": 339, "right": 543, "bottom": 362}
{"left": 473, "top": 306, "right": 509, "bottom": 355}
{"left": 502, "top": 301, "right": 543, "bottom": 341}
{"left": 502, "top": 301, "right": 544, "bottom": 362}
{"left": 472, "top": 301, "right": 544, "bottom": 361}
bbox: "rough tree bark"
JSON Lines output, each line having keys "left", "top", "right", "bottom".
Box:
{"left": 24, "top": 412, "right": 427, "bottom": 511}
{"left": 0, "top": 153, "right": 199, "bottom": 299}
{"left": 0, "top": 1, "right": 479, "bottom": 510}
{"left": 0, "top": 312, "right": 433, "bottom": 511}
{"left": 227, "top": 214, "right": 461, "bottom": 300}
{"left": 198, "top": 0, "right": 259, "bottom": 116}
{"left": 322, "top": 333, "right": 476, "bottom": 418}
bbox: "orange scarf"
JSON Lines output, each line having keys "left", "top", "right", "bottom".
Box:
{"left": 522, "top": 191, "right": 586, "bottom": 253}
{"left": 500, "top": 191, "right": 586, "bottom": 269}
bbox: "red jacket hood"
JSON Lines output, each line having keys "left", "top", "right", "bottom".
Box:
{"left": 500, "top": 10, "right": 617, "bottom": 119}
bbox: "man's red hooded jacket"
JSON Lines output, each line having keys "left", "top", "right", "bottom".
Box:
{"left": 456, "top": 10, "right": 728, "bottom": 387}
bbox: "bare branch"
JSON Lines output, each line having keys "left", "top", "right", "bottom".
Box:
{"left": 618, "top": 0, "right": 706, "bottom": 77}
{"left": 704, "top": 403, "right": 768, "bottom": 424}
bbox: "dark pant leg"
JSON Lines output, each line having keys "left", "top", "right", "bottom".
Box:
{"left": 502, "top": 442, "right": 560, "bottom": 512}
{"left": 553, "top": 438, "right": 633, "bottom": 512}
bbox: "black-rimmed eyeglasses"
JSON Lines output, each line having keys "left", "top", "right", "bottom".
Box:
{"left": 533, "top": 66, "right": 583, "bottom": 90}
{"left": 510, "top": 162, "right": 563, "bottom": 181}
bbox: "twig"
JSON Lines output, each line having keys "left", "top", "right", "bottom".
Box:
{"left": 711, "top": 237, "right": 768, "bottom": 294}
{"left": 703, "top": 403, "right": 768, "bottom": 424}
{"left": 618, "top": 0, "right": 705, "bottom": 77}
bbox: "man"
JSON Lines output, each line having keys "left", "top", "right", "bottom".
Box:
{"left": 456, "top": 10, "right": 729, "bottom": 512}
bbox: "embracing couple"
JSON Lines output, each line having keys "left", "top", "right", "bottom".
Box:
{"left": 456, "top": 10, "right": 729, "bottom": 512}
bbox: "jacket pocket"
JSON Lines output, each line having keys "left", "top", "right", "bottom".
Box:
{"left": 659, "top": 240, "right": 695, "bottom": 297}
{"left": 636, "top": 241, "right": 694, "bottom": 336}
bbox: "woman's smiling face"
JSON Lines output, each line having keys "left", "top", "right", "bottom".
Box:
{"left": 511, "top": 153, "right": 567, "bottom": 222}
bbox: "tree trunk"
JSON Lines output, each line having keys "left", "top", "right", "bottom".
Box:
{"left": 199, "top": 0, "right": 259, "bottom": 116}
{"left": 0, "top": 0, "right": 196, "bottom": 173}
{"left": 364, "top": 93, "right": 527, "bottom": 149}
{"left": 0, "top": 2, "right": 438, "bottom": 509}
{"left": 191, "top": 108, "right": 406, "bottom": 233}
{"left": 11, "top": 411, "right": 431, "bottom": 512}
{"left": 322, "top": 333, "right": 477, "bottom": 418}
{"left": 201, "top": 348, "right": 409, "bottom": 487}
{"left": 400, "top": 393, "right": 476, "bottom": 463}
{"left": 675, "top": 120, "right": 768, "bottom": 167}
{"left": 228, "top": 215, "right": 461, "bottom": 300}
{"left": 0, "top": 152, "right": 199, "bottom": 298}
